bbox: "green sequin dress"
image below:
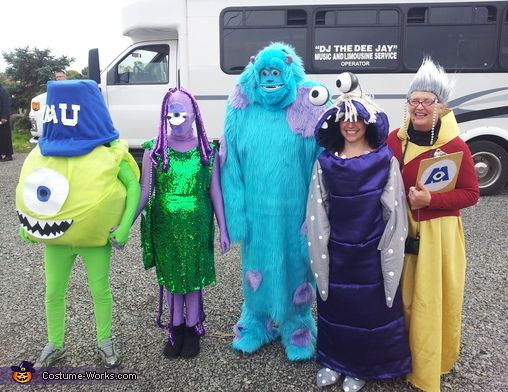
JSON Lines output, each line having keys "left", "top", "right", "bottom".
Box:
{"left": 142, "top": 140, "right": 216, "bottom": 294}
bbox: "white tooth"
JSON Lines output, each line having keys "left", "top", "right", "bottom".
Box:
{"left": 321, "top": 121, "right": 329, "bottom": 129}
{"left": 26, "top": 215, "right": 38, "bottom": 228}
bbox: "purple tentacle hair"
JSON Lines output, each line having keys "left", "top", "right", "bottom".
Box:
{"left": 150, "top": 87, "right": 213, "bottom": 171}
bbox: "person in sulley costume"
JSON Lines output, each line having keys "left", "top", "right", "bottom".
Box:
{"left": 220, "top": 42, "right": 325, "bottom": 360}
{"left": 15, "top": 80, "right": 140, "bottom": 369}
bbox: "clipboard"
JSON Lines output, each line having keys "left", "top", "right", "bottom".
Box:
{"left": 416, "top": 151, "right": 463, "bottom": 194}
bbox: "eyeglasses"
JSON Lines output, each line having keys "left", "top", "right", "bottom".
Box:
{"left": 407, "top": 97, "right": 438, "bottom": 107}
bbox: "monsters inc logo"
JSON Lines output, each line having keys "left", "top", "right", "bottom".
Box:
{"left": 419, "top": 158, "right": 459, "bottom": 193}
{"left": 43, "top": 104, "right": 81, "bottom": 126}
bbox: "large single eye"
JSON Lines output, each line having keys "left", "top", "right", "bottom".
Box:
{"left": 261, "top": 69, "right": 269, "bottom": 77}
{"left": 23, "top": 168, "right": 70, "bottom": 216}
{"left": 271, "top": 69, "right": 280, "bottom": 77}
{"left": 309, "top": 86, "right": 329, "bottom": 106}
{"left": 336, "top": 72, "right": 359, "bottom": 93}
{"left": 167, "top": 111, "right": 188, "bottom": 126}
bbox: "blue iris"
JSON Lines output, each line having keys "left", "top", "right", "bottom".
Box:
{"left": 37, "top": 186, "right": 51, "bottom": 202}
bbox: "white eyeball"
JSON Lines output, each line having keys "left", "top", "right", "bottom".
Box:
{"left": 22, "top": 168, "right": 70, "bottom": 216}
{"left": 308, "top": 86, "right": 329, "bottom": 106}
{"left": 336, "top": 72, "right": 359, "bottom": 94}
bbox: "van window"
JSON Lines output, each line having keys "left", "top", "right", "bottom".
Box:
{"left": 109, "top": 44, "right": 169, "bottom": 85}
{"left": 501, "top": 8, "right": 508, "bottom": 67}
{"left": 312, "top": 8, "right": 400, "bottom": 73}
{"left": 404, "top": 6, "right": 497, "bottom": 70}
{"left": 221, "top": 3, "right": 508, "bottom": 74}
{"left": 220, "top": 8, "right": 307, "bottom": 73}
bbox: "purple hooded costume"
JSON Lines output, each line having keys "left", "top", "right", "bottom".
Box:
{"left": 306, "top": 95, "right": 411, "bottom": 380}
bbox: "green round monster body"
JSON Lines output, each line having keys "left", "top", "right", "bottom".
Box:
{"left": 16, "top": 141, "right": 139, "bottom": 247}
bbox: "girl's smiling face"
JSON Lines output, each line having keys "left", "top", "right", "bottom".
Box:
{"left": 339, "top": 119, "right": 367, "bottom": 145}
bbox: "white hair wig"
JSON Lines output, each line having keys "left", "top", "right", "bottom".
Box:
{"left": 407, "top": 57, "right": 453, "bottom": 104}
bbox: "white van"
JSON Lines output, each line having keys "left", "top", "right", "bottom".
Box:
{"left": 29, "top": 0, "right": 508, "bottom": 195}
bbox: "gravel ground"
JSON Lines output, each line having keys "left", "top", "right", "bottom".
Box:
{"left": 0, "top": 153, "right": 506, "bottom": 391}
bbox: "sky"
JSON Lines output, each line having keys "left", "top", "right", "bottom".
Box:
{"left": 0, "top": 0, "right": 133, "bottom": 73}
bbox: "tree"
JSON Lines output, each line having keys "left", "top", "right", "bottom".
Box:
{"left": 66, "top": 70, "right": 83, "bottom": 80}
{"left": 2, "top": 47, "right": 74, "bottom": 112}
{"left": 81, "top": 66, "right": 89, "bottom": 79}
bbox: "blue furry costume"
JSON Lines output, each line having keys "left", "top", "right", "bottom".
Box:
{"left": 221, "top": 42, "right": 324, "bottom": 360}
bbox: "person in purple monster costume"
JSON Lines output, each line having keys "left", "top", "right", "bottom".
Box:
{"left": 306, "top": 73, "right": 411, "bottom": 390}
{"left": 136, "top": 87, "right": 230, "bottom": 359}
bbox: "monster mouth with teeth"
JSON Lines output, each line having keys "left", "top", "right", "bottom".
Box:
{"left": 16, "top": 210, "right": 73, "bottom": 239}
{"left": 261, "top": 84, "right": 284, "bottom": 91}
{"left": 316, "top": 107, "right": 342, "bottom": 133}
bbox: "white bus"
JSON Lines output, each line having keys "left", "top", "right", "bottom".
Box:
{"left": 31, "top": 0, "right": 508, "bottom": 194}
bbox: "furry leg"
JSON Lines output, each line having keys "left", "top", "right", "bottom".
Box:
{"left": 232, "top": 304, "right": 279, "bottom": 354}
{"left": 280, "top": 312, "right": 316, "bottom": 361}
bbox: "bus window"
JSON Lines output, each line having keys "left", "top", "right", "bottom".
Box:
{"left": 220, "top": 9, "right": 308, "bottom": 74}
{"left": 337, "top": 9, "right": 376, "bottom": 25}
{"left": 312, "top": 8, "right": 400, "bottom": 73}
{"left": 315, "top": 10, "right": 335, "bottom": 26}
{"left": 245, "top": 10, "right": 285, "bottom": 26}
{"left": 501, "top": 8, "right": 508, "bottom": 68}
{"left": 404, "top": 6, "right": 497, "bottom": 70}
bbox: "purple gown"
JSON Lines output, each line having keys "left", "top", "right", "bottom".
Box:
{"left": 315, "top": 144, "right": 411, "bottom": 380}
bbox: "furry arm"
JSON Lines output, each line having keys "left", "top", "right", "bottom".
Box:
{"left": 220, "top": 106, "right": 247, "bottom": 242}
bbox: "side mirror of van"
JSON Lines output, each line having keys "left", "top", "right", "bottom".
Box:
{"left": 88, "top": 48, "right": 101, "bottom": 84}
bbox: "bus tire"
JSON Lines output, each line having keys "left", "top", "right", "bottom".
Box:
{"left": 468, "top": 140, "right": 508, "bottom": 196}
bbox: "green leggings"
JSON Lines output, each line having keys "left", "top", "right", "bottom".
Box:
{"left": 44, "top": 244, "right": 112, "bottom": 348}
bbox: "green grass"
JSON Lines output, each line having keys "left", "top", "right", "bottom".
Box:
{"left": 12, "top": 129, "right": 32, "bottom": 153}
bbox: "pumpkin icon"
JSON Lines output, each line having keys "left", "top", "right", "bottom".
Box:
{"left": 11, "top": 361, "right": 35, "bottom": 384}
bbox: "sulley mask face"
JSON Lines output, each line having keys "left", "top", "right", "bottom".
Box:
{"left": 239, "top": 42, "right": 306, "bottom": 110}
{"left": 258, "top": 66, "right": 288, "bottom": 106}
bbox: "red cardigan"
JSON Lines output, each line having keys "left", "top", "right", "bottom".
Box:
{"left": 387, "top": 130, "right": 479, "bottom": 221}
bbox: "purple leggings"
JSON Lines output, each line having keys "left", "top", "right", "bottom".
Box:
{"left": 166, "top": 289, "right": 201, "bottom": 327}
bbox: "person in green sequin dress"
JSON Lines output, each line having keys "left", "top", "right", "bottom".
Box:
{"left": 136, "top": 87, "right": 230, "bottom": 359}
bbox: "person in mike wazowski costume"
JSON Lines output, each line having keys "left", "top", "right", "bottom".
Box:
{"left": 15, "top": 80, "right": 140, "bottom": 369}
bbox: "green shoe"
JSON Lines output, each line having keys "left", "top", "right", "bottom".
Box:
{"left": 98, "top": 339, "right": 120, "bottom": 368}
{"left": 34, "top": 342, "right": 66, "bottom": 369}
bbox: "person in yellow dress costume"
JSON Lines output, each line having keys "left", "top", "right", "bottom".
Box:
{"left": 387, "top": 58, "right": 480, "bottom": 391}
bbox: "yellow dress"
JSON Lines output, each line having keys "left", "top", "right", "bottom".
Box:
{"left": 393, "top": 111, "right": 478, "bottom": 391}
{"left": 402, "top": 214, "right": 466, "bottom": 391}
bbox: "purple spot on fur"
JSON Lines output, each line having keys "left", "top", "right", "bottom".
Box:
{"left": 287, "top": 86, "right": 325, "bottom": 137}
{"left": 290, "top": 328, "right": 312, "bottom": 347}
{"left": 233, "top": 323, "right": 244, "bottom": 341}
{"left": 266, "top": 319, "right": 274, "bottom": 333}
{"left": 293, "top": 282, "right": 314, "bottom": 305}
{"left": 246, "top": 270, "right": 262, "bottom": 291}
{"left": 229, "top": 85, "right": 249, "bottom": 109}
